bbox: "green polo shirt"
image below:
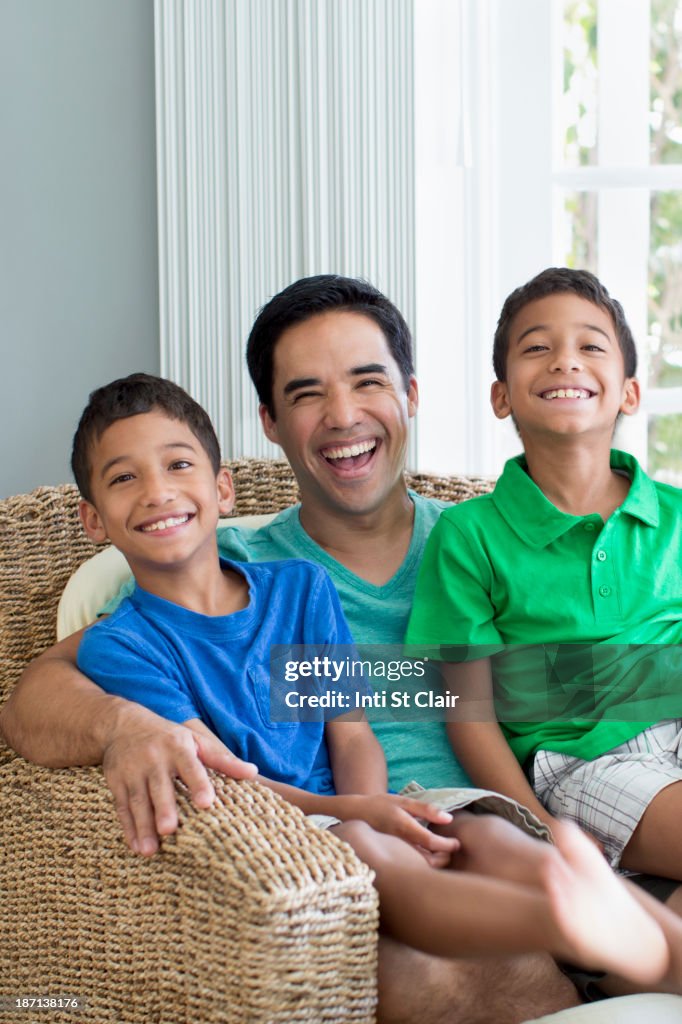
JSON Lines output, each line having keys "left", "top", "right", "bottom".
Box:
{"left": 405, "top": 450, "right": 682, "bottom": 763}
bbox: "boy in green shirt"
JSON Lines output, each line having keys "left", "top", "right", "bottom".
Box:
{"left": 407, "top": 267, "right": 682, "bottom": 881}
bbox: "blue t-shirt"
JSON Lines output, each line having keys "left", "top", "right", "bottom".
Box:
{"left": 79, "top": 559, "right": 356, "bottom": 795}
{"left": 102, "top": 495, "right": 471, "bottom": 789}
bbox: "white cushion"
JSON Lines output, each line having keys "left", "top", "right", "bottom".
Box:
{"left": 524, "top": 993, "right": 682, "bottom": 1023}
{"left": 57, "top": 513, "right": 277, "bottom": 639}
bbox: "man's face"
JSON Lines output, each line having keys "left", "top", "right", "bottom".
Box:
{"left": 490, "top": 293, "right": 640, "bottom": 443}
{"left": 260, "top": 310, "right": 418, "bottom": 520}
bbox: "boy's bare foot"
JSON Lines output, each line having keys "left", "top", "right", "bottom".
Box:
{"left": 545, "top": 820, "right": 669, "bottom": 985}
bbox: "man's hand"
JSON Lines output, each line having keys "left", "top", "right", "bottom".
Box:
{"left": 335, "top": 793, "right": 460, "bottom": 866}
{"left": 103, "top": 705, "right": 256, "bottom": 856}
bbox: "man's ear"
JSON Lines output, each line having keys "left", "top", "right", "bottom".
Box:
{"left": 259, "top": 403, "right": 280, "bottom": 446}
{"left": 490, "top": 380, "right": 513, "bottom": 420}
{"left": 78, "top": 499, "right": 108, "bottom": 543}
{"left": 620, "top": 377, "right": 641, "bottom": 418}
{"left": 406, "top": 377, "right": 419, "bottom": 419}
{"left": 216, "top": 467, "right": 236, "bottom": 517}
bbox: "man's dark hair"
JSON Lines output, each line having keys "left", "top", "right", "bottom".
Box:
{"left": 493, "top": 268, "right": 638, "bottom": 381}
{"left": 246, "top": 274, "right": 415, "bottom": 417}
{"left": 71, "top": 373, "right": 221, "bottom": 503}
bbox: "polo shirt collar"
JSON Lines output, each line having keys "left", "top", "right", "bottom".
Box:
{"left": 492, "top": 450, "right": 659, "bottom": 549}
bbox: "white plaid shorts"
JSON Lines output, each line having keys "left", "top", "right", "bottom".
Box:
{"left": 530, "top": 720, "right": 682, "bottom": 867}
{"left": 309, "top": 782, "right": 551, "bottom": 841}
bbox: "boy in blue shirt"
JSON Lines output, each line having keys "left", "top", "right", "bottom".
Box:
{"left": 72, "top": 371, "right": 668, "bottom": 979}
{"left": 407, "top": 267, "right": 682, "bottom": 887}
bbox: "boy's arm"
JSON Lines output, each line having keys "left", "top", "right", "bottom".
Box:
{"left": 443, "top": 659, "right": 556, "bottom": 828}
{"left": 0, "top": 632, "right": 256, "bottom": 856}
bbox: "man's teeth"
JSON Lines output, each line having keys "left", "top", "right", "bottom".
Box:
{"left": 141, "top": 515, "right": 190, "bottom": 532}
{"left": 323, "top": 440, "right": 377, "bottom": 459}
{"left": 542, "top": 388, "right": 591, "bottom": 400}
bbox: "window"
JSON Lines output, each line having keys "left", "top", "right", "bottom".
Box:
{"left": 416, "top": 0, "right": 682, "bottom": 480}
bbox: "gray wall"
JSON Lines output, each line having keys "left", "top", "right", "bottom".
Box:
{"left": 0, "top": 0, "right": 159, "bottom": 498}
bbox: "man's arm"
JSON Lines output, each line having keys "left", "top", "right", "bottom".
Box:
{"left": 0, "top": 634, "right": 256, "bottom": 856}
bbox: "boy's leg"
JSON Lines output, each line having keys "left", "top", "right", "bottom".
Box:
{"left": 433, "top": 809, "right": 557, "bottom": 887}
{"left": 533, "top": 721, "right": 682, "bottom": 871}
{"left": 332, "top": 819, "right": 667, "bottom": 983}
{"left": 598, "top": 878, "right": 682, "bottom": 997}
{"left": 620, "top": 781, "right": 682, "bottom": 879}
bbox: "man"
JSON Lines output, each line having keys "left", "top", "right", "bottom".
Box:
{"left": 1, "top": 276, "right": 579, "bottom": 1022}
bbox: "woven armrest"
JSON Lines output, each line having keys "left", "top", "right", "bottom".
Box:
{"left": 0, "top": 762, "right": 378, "bottom": 1023}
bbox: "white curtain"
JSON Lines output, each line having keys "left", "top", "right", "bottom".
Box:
{"left": 154, "top": 0, "right": 416, "bottom": 460}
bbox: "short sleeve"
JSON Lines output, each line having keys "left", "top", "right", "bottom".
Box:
{"left": 405, "top": 514, "right": 503, "bottom": 659}
{"left": 77, "top": 619, "right": 199, "bottom": 724}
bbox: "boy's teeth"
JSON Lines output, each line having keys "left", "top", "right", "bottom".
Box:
{"left": 543, "top": 388, "right": 590, "bottom": 400}
{"left": 323, "top": 440, "right": 376, "bottom": 459}
{"left": 141, "top": 514, "right": 190, "bottom": 532}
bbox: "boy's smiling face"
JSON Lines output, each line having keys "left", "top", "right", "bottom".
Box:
{"left": 490, "top": 292, "right": 640, "bottom": 443}
{"left": 79, "top": 409, "right": 234, "bottom": 580}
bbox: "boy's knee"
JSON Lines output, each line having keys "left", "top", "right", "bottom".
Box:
{"left": 333, "top": 819, "right": 401, "bottom": 866}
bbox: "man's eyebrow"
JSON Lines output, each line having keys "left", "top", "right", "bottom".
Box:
{"left": 516, "top": 323, "right": 611, "bottom": 344}
{"left": 100, "top": 442, "right": 196, "bottom": 478}
{"left": 350, "top": 363, "right": 388, "bottom": 376}
{"left": 283, "top": 377, "right": 321, "bottom": 396}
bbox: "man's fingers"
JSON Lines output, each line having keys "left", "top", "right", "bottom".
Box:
{"left": 193, "top": 731, "right": 257, "bottom": 781}
{"left": 125, "top": 782, "right": 165, "bottom": 857}
{"left": 110, "top": 786, "right": 144, "bottom": 854}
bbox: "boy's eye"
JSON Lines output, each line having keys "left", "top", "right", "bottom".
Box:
{"left": 169, "top": 460, "right": 192, "bottom": 470}
{"left": 582, "top": 343, "right": 605, "bottom": 353}
{"left": 522, "top": 344, "right": 548, "bottom": 354}
{"left": 109, "top": 473, "right": 134, "bottom": 486}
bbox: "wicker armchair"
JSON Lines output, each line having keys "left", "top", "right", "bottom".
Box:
{"left": 0, "top": 458, "right": 493, "bottom": 1024}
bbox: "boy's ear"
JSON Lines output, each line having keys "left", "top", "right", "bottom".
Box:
{"left": 216, "top": 467, "right": 236, "bottom": 517}
{"left": 78, "top": 499, "right": 109, "bottom": 544}
{"left": 620, "top": 377, "right": 641, "bottom": 417}
{"left": 490, "top": 380, "right": 512, "bottom": 420}
{"left": 259, "top": 403, "right": 280, "bottom": 446}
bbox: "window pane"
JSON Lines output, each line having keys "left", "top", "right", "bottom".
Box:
{"left": 648, "top": 190, "right": 682, "bottom": 388}
{"left": 648, "top": 413, "right": 682, "bottom": 484}
{"left": 560, "top": 190, "right": 598, "bottom": 270}
{"left": 562, "top": 0, "right": 598, "bottom": 168}
{"left": 650, "top": 0, "right": 682, "bottom": 164}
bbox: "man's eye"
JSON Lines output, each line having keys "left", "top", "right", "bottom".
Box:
{"left": 357, "top": 378, "right": 384, "bottom": 388}
{"left": 292, "top": 391, "right": 321, "bottom": 402}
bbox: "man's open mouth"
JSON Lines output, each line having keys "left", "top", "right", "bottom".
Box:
{"left": 320, "top": 438, "right": 378, "bottom": 470}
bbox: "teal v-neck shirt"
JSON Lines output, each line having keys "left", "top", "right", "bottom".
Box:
{"left": 406, "top": 451, "right": 682, "bottom": 763}
{"left": 216, "top": 495, "right": 470, "bottom": 790}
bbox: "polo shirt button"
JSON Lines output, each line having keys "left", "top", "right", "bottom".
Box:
{"left": 599, "top": 585, "right": 611, "bottom": 597}
{"left": 584, "top": 522, "right": 595, "bottom": 532}
{"left": 596, "top": 550, "right": 607, "bottom": 562}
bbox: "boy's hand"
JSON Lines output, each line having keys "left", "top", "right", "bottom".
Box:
{"left": 336, "top": 794, "right": 460, "bottom": 865}
{"left": 103, "top": 704, "right": 256, "bottom": 856}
